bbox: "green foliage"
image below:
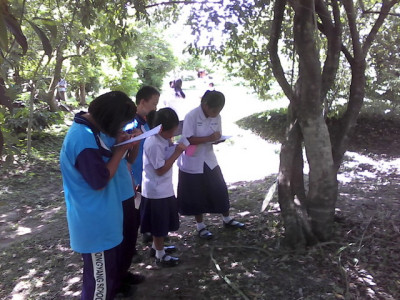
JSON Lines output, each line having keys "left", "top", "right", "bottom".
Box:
{"left": 367, "top": 14, "right": 400, "bottom": 110}
{"left": 186, "top": 1, "right": 277, "bottom": 100}
{"left": 102, "top": 60, "right": 140, "bottom": 97}
{"left": 236, "top": 107, "right": 288, "bottom": 143}
{"left": 133, "top": 27, "right": 177, "bottom": 89}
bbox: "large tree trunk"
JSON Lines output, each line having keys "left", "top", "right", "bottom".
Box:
{"left": 294, "top": 0, "right": 338, "bottom": 242}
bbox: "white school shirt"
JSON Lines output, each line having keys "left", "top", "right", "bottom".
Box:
{"left": 142, "top": 134, "right": 176, "bottom": 199}
{"left": 177, "top": 105, "right": 221, "bottom": 174}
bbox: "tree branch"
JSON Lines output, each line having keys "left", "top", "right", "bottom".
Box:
{"left": 363, "top": 0, "right": 399, "bottom": 54}
{"left": 269, "top": 0, "right": 293, "bottom": 101}
{"left": 145, "top": 0, "right": 222, "bottom": 9}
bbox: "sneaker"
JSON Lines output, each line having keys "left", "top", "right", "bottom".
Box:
{"left": 149, "top": 245, "right": 177, "bottom": 257}
{"left": 155, "top": 254, "right": 180, "bottom": 267}
{"left": 122, "top": 272, "right": 145, "bottom": 285}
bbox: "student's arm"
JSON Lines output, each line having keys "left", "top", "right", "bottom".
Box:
{"left": 155, "top": 143, "right": 186, "bottom": 176}
{"left": 107, "top": 132, "right": 139, "bottom": 179}
{"left": 125, "top": 129, "right": 142, "bottom": 163}
{"left": 182, "top": 112, "right": 221, "bottom": 145}
{"left": 187, "top": 132, "right": 221, "bottom": 145}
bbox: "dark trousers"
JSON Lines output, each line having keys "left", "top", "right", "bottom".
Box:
{"left": 120, "top": 196, "right": 140, "bottom": 281}
{"left": 81, "top": 244, "right": 122, "bottom": 300}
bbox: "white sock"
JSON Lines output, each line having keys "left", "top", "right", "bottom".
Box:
{"left": 155, "top": 249, "right": 166, "bottom": 260}
{"left": 196, "top": 222, "right": 206, "bottom": 231}
{"left": 222, "top": 216, "right": 232, "bottom": 223}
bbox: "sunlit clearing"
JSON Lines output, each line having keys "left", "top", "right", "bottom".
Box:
{"left": 17, "top": 226, "right": 32, "bottom": 236}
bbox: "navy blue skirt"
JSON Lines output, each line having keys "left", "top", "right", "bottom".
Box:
{"left": 140, "top": 196, "right": 179, "bottom": 237}
{"left": 177, "top": 164, "right": 230, "bottom": 215}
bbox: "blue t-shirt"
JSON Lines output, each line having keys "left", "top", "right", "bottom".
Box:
{"left": 99, "top": 133, "right": 134, "bottom": 201}
{"left": 125, "top": 114, "right": 149, "bottom": 187}
{"left": 60, "top": 112, "right": 123, "bottom": 253}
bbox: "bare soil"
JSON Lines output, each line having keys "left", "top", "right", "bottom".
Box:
{"left": 0, "top": 115, "right": 399, "bottom": 300}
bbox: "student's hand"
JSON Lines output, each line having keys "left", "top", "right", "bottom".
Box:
{"left": 175, "top": 142, "right": 188, "bottom": 154}
{"left": 132, "top": 128, "right": 143, "bottom": 136}
{"left": 209, "top": 131, "right": 222, "bottom": 142}
{"left": 115, "top": 131, "right": 137, "bottom": 152}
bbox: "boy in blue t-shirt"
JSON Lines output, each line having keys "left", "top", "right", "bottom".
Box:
{"left": 125, "top": 86, "right": 160, "bottom": 244}
{"left": 60, "top": 91, "right": 138, "bottom": 299}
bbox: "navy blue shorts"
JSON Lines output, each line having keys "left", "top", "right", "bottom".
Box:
{"left": 177, "top": 164, "right": 230, "bottom": 215}
{"left": 140, "top": 196, "right": 179, "bottom": 237}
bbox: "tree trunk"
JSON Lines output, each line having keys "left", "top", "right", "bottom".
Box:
{"left": 293, "top": 0, "right": 338, "bottom": 242}
{"left": 0, "top": 128, "right": 4, "bottom": 160}
{"left": 79, "top": 83, "right": 86, "bottom": 106}
{"left": 45, "top": 47, "right": 65, "bottom": 112}
{"left": 278, "top": 120, "right": 318, "bottom": 248}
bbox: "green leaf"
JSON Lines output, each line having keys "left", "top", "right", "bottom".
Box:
{"left": 33, "top": 17, "right": 58, "bottom": 40}
{"left": 1, "top": 3, "right": 27, "bottom": 54}
{"left": 27, "top": 20, "right": 52, "bottom": 57}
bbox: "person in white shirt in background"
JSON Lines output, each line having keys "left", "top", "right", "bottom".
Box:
{"left": 56, "top": 78, "right": 67, "bottom": 101}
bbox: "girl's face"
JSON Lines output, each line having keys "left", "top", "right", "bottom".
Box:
{"left": 202, "top": 103, "right": 223, "bottom": 118}
{"left": 160, "top": 125, "right": 178, "bottom": 140}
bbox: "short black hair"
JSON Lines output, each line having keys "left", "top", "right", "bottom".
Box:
{"left": 89, "top": 91, "right": 136, "bottom": 137}
{"left": 135, "top": 86, "right": 160, "bottom": 106}
{"left": 201, "top": 90, "right": 225, "bottom": 109}
{"left": 147, "top": 108, "right": 179, "bottom": 131}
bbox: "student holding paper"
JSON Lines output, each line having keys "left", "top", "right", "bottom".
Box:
{"left": 60, "top": 91, "right": 138, "bottom": 299}
{"left": 140, "top": 108, "right": 187, "bottom": 267}
{"left": 125, "top": 86, "right": 160, "bottom": 245}
{"left": 177, "top": 90, "right": 245, "bottom": 240}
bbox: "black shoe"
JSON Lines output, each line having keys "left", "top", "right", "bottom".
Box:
{"left": 142, "top": 232, "right": 153, "bottom": 244}
{"left": 123, "top": 272, "right": 145, "bottom": 285}
{"left": 149, "top": 245, "right": 177, "bottom": 257}
{"left": 115, "top": 283, "right": 137, "bottom": 299}
{"left": 223, "top": 219, "right": 245, "bottom": 229}
{"left": 155, "top": 254, "right": 180, "bottom": 267}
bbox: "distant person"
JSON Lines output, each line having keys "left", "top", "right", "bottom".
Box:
{"left": 140, "top": 108, "right": 187, "bottom": 267}
{"left": 60, "top": 91, "right": 138, "bottom": 299}
{"left": 164, "top": 79, "right": 187, "bottom": 120}
{"left": 125, "top": 86, "right": 160, "bottom": 245}
{"left": 56, "top": 78, "right": 67, "bottom": 101}
{"left": 173, "top": 79, "right": 185, "bottom": 99}
{"left": 177, "top": 90, "right": 245, "bottom": 240}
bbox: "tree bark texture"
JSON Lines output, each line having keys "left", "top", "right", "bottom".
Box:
{"left": 45, "top": 47, "right": 65, "bottom": 112}
{"left": 79, "top": 83, "right": 86, "bottom": 106}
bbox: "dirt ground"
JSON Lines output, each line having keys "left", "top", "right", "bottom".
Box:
{"left": 0, "top": 114, "right": 399, "bottom": 300}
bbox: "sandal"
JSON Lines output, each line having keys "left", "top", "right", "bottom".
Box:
{"left": 223, "top": 219, "right": 245, "bottom": 229}
{"left": 155, "top": 254, "right": 180, "bottom": 267}
{"left": 198, "top": 228, "right": 213, "bottom": 240}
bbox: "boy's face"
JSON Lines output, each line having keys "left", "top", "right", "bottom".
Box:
{"left": 140, "top": 94, "right": 159, "bottom": 116}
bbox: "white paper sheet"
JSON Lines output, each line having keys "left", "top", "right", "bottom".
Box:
{"left": 114, "top": 125, "right": 162, "bottom": 146}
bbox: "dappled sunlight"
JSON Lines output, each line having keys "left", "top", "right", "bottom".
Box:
{"left": 339, "top": 151, "right": 400, "bottom": 184}
{"left": 16, "top": 226, "right": 32, "bottom": 236}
